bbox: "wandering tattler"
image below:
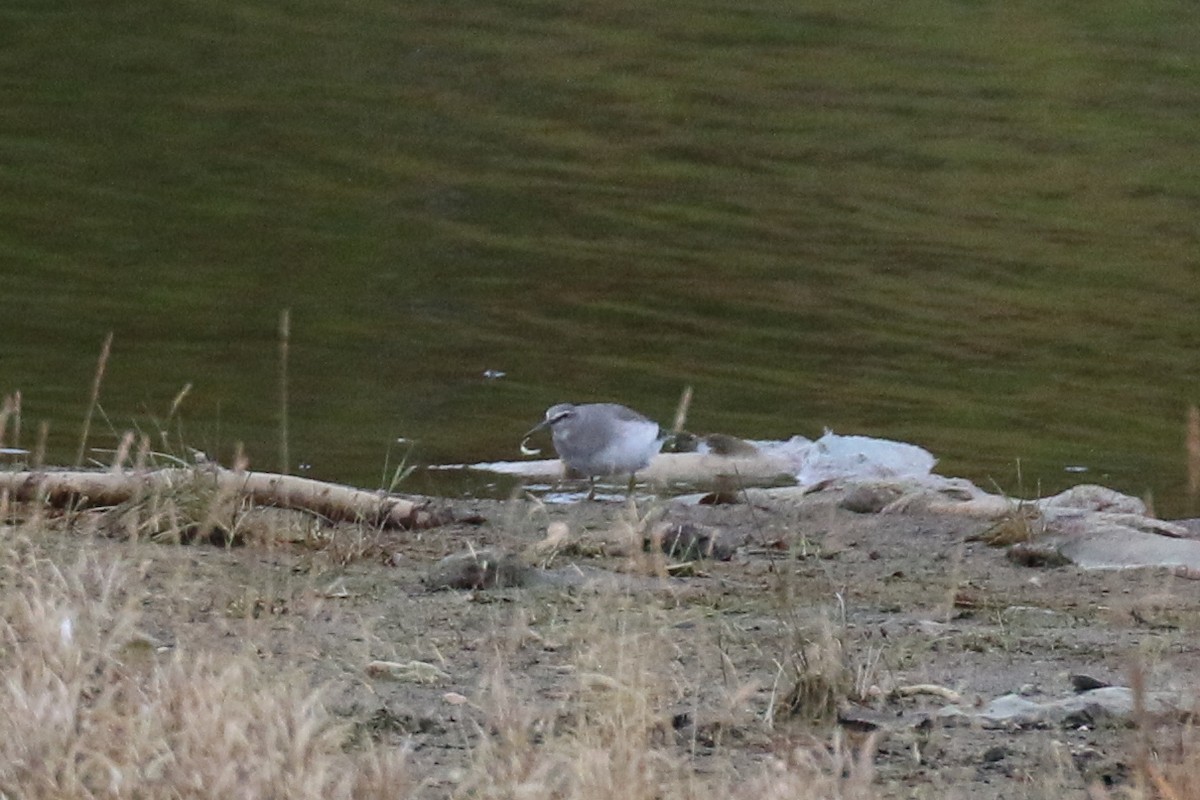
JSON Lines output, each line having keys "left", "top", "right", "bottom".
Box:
{"left": 523, "top": 402, "right": 664, "bottom": 500}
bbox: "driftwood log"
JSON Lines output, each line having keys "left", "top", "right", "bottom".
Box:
{"left": 0, "top": 468, "right": 448, "bottom": 530}
{"left": 439, "top": 451, "right": 797, "bottom": 487}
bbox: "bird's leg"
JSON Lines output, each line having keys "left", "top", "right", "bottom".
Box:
{"left": 626, "top": 473, "right": 637, "bottom": 501}
{"left": 586, "top": 476, "right": 597, "bottom": 501}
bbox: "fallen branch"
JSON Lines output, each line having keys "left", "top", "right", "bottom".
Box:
{"left": 892, "top": 684, "right": 963, "bottom": 704}
{"left": 0, "top": 467, "right": 449, "bottom": 530}
{"left": 435, "top": 451, "right": 797, "bottom": 486}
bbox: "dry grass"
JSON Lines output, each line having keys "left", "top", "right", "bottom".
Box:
{"left": 975, "top": 504, "right": 1045, "bottom": 547}
{"left": 778, "top": 612, "right": 883, "bottom": 725}
{"left": 1145, "top": 726, "right": 1200, "bottom": 800}
{"left": 4, "top": 473, "right": 1200, "bottom": 799}
{"left": 0, "top": 529, "right": 409, "bottom": 800}
{"left": 1087, "top": 723, "right": 1200, "bottom": 800}
{"left": 0, "top": 512, "right": 883, "bottom": 800}
{"left": 453, "top": 593, "right": 878, "bottom": 800}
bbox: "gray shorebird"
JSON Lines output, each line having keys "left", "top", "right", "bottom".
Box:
{"left": 524, "top": 402, "right": 664, "bottom": 500}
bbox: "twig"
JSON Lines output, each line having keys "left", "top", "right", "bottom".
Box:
{"left": 1187, "top": 405, "right": 1199, "bottom": 509}
{"left": 11, "top": 390, "right": 20, "bottom": 450}
{"left": 76, "top": 332, "right": 113, "bottom": 467}
{"left": 278, "top": 309, "right": 291, "bottom": 475}
{"left": 892, "top": 684, "right": 963, "bottom": 703}
{"left": 672, "top": 385, "right": 693, "bottom": 433}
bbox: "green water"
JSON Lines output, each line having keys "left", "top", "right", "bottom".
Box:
{"left": 2, "top": 0, "right": 1198, "bottom": 512}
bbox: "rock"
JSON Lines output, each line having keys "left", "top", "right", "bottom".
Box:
{"left": 999, "top": 503, "right": 1200, "bottom": 571}
{"left": 941, "top": 686, "right": 1194, "bottom": 730}
{"left": 1070, "top": 674, "right": 1111, "bottom": 692}
{"left": 835, "top": 481, "right": 1158, "bottom": 527}
{"left": 1054, "top": 689, "right": 1134, "bottom": 729}
{"left": 648, "top": 522, "right": 739, "bottom": 561}
{"left": 839, "top": 484, "right": 905, "bottom": 514}
{"left": 1007, "top": 542, "right": 1071, "bottom": 568}
{"left": 696, "top": 487, "right": 742, "bottom": 505}
{"left": 836, "top": 706, "right": 889, "bottom": 731}
{"left": 1055, "top": 528, "right": 1200, "bottom": 570}
{"left": 1172, "top": 518, "right": 1200, "bottom": 537}
{"left": 1044, "top": 510, "right": 1190, "bottom": 539}
{"left": 935, "top": 706, "right": 972, "bottom": 726}
{"left": 1072, "top": 746, "right": 1129, "bottom": 787}
{"left": 424, "top": 549, "right": 532, "bottom": 590}
{"left": 668, "top": 432, "right": 761, "bottom": 457}
{"left": 981, "top": 745, "right": 1009, "bottom": 763}
{"left": 975, "top": 694, "right": 1047, "bottom": 728}
{"left": 1036, "top": 485, "right": 1146, "bottom": 515}
{"left": 1015, "top": 527, "right": 1200, "bottom": 571}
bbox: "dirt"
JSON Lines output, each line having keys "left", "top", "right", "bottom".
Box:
{"left": 25, "top": 490, "right": 1200, "bottom": 798}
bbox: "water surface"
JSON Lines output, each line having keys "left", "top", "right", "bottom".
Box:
{"left": 2, "top": 0, "right": 1198, "bottom": 512}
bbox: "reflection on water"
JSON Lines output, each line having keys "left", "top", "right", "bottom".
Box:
{"left": 2, "top": 0, "right": 1198, "bottom": 514}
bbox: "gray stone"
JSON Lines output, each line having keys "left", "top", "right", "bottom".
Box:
{"left": 941, "top": 686, "right": 1192, "bottom": 730}
{"left": 1051, "top": 529, "right": 1200, "bottom": 571}
{"left": 839, "top": 484, "right": 905, "bottom": 513}
{"left": 649, "top": 522, "right": 740, "bottom": 561}
{"left": 424, "top": 549, "right": 532, "bottom": 591}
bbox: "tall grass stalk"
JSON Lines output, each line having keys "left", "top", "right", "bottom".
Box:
{"left": 75, "top": 332, "right": 113, "bottom": 468}
{"left": 1187, "top": 405, "right": 1199, "bottom": 511}
{"left": 0, "top": 394, "right": 14, "bottom": 451}
{"left": 9, "top": 390, "right": 20, "bottom": 450}
{"left": 279, "top": 309, "right": 291, "bottom": 475}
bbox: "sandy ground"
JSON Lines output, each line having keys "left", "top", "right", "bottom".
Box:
{"left": 22, "top": 489, "right": 1200, "bottom": 798}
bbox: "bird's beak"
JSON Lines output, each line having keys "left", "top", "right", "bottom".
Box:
{"left": 523, "top": 419, "right": 549, "bottom": 439}
{"left": 520, "top": 419, "right": 550, "bottom": 456}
